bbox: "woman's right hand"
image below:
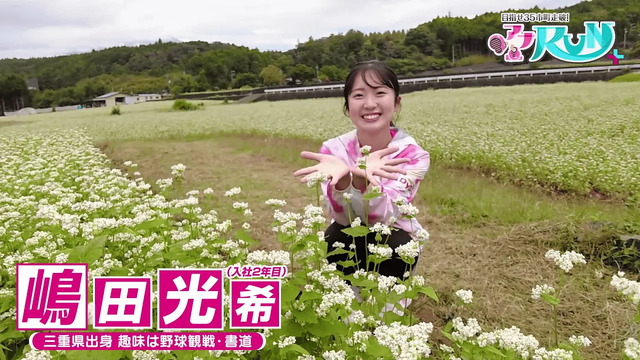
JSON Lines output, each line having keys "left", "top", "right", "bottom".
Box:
{"left": 293, "top": 151, "right": 350, "bottom": 186}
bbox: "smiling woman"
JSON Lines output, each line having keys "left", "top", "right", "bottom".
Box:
{"left": 294, "top": 60, "right": 431, "bottom": 282}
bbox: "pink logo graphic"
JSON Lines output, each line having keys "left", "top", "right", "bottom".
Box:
{"left": 157, "top": 269, "right": 223, "bottom": 330}
{"left": 488, "top": 24, "right": 536, "bottom": 62}
{"left": 93, "top": 277, "right": 152, "bottom": 329}
{"left": 230, "top": 280, "right": 280, "bottom": 329}
{"left": 17, "top": 264, "right": 87, "bottom": 330}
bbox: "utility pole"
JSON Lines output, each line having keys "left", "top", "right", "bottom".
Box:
{"left": 624, "top": 27, "right": 628, "bottom": 49}
{"left": 452, "top": 45, "right": 455, "bottom": 66}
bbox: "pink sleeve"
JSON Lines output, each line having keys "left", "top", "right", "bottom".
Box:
{"left": 367, "top": 146, "right": 430, "bottom": 224}
{"left": 319, "top": 144, "right": 352, "bottom": 226}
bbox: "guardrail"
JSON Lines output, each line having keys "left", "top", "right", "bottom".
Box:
{"left": 264, "top": 64, "right": 640, "bottom": 94}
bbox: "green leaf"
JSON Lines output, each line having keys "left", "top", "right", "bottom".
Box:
{"left": 375, "top": 232, "right": 382, "bottom": 242}
{"left": 634, "top": 311, "right": 640, "bottom": 323}
{"left": 281, "top": 283, "right": 301, "bottom": 303}
{"left": 541, "top": 293, "right": 559, "bottom": 306}
{"left": 444, "top": 320, "right": 453, "bottom": 333}
{"left": 281, "top": 344, "right": 310, "bottom": 356}
{"left": 418, "top": 286, "right": 439, "bottom": 302}
{"left": 292, "top": 306, "right": 319, "bottom": 324}
{"left": 326, "top": 248, "right": 350, "bottom": 256}
{"left": 484, "top": 345, "right": 506, "bottom": 357}
{"left": 440, "top": 330, "right": 454, "bottom": 342}
{"left": 363, "top": 192, "right": 383, "bottom": 200}
{"left": 337, "top": 260, "right": 357, "bottom": 268}
{"left": 366, "top": 339, "right": 394, "bottom": 359}
{"left": 68, "top": 236, "right": 106, "bottom": 264}
{"left": 341, "top": 226, "right": 370, "bottom": 237}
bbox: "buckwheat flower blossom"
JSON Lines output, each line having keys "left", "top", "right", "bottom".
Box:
{"left": 396, "top": 240, "right": 420, "bottom": 258}
{"left": 452, "top": 317, "right": 481, "bottom": 341}
{"left": 243, "top": 209, "right": 252, "bottom": 217}
{"left": 415, "top": 229, "right": 430, "bottom": 242}
{"left": 392, "top": 284, "right": 407, "bottom": 295}
{"left": 610, "top": 272, "right": 640, "bottom": 305}
{"left": 203, "top": 188, "right": 214, "bottom": 195}
{"left": 476, "top": 326, "right": 539, "bottom": 358}
{"left": 455, "top": 289, "right": 473, "bottom": 304}
{"left": 342, "top": 193, "right": 353, "bottom": 201}
{"left": 306, "top": 172, "right": 329, "bottom": 188}
{"left": 124, "top": 161, "right": 133, "bottom": 167}
{"left": 369, "top": 222, "right": 391, "bottom": 235}
{"left": 531, "top": 284, "right": 555, "bottom": 300}
{"left": 322, "top": 350, "right": 346, "bottom": 360}
{"left": 351, "top": 217, "right": 362, "bottom": 227}
{"left": 625, "top": 338, "right": 640, "bottom": 359}
{"left": 532, "top": 347, "right": 573, "bottom": 360}
{"left": 232, "top": 202, "right": 248, "bottom": 210}
{"left": 544, "top": 249, "right": 586, "bottom": 273}
{"left": 569, "top": 335, "right": 591, "bottom": 347}
{"left": 356, "top": 157, "right": 367, "bottom": 169}
{"left": 23, "top": 349, "right": 52, "bottom": 360}
{"left": 347, "top": 331, "right": 371, "bottom": 352}
{"left": 332, "top": 242, "right": 345, "bottom": 249}
{"left": 277, "top": 336, "right": 296, "bottom": 348}
{"left": 170, "top": 163, "right": 186, "bottom": 177}
{"left": 377, "top": 275, "right": 397, "bottom": 293}
{"left": 373, "top": 322, "right": 433, "bottom": 358}
{"left": 398, "top": 203, "right": 419, "bottom": 217}
{"left": 242, "top": 222, "right": 251, "bottom": 230}
{"left": 440, "top": 344, "right": 454, "bottom": 353}
{"left": 224, "top": 187, "right": 242, "bottom": 197}
{"left": 360, "top": 145, "right": 372, "bottom": 156}
{"left": 368, "top": 244, "right": 393, "bottom": 258}
{"left": 296, "top": 356, "right": 315, "bottom": 360}
{"left": 186, "top": 190, "right": 199, "bottom": 197}
{"left": 247, "top": 250, "right": 291, "bottom": 265}
{"left": 265, "top": 199, "right": 286, "bottom": 207}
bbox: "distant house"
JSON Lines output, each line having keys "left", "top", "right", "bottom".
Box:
{"left": 93, "top": 92, "right": 133, "bottom": 107}
{"left": 93, "top": 92, "right": 162, "bottom": 107}
{"left": 26, "top": 78, "right": 39, "bottom": 90}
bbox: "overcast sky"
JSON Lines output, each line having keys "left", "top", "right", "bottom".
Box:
{"left": 0, "top": 0, "right": 582, "bottom": 60}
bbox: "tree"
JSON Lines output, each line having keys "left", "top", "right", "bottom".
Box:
{"left": 232, "top": 73, "right": 260, "bottom": 88}
{"left": 288, "top": 64, "right": 316, "bottom": 84}
{"left": 405, "top": 25, "right": 440, "bottom": 56}
{"left": 259, "top": 65, "right": 285, "bottom": 86}
{"left": 318, "top": 65, "right": 348, "bottom": 82}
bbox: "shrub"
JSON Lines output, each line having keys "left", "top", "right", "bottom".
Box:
{"left": 172, "top": 99, "right": 203, "bottom": 111}
{"left": 110, "top": 106, "right": 121, "bottom": 115}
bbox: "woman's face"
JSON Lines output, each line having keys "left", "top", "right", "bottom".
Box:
{"left": 347, "top": 71, "right": 399, "bottom": 134}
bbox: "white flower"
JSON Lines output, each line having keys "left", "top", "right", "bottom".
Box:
{"left": 568, "top": 335, "right": 591, "bottom": 347}
{"left": 531, "top": 284, "right": 555, "bottom": 300}
{"left": 533, "top": 347, "right": 573, "bottom": 360}
{"left": 124, "top": 161, "right": 133, "bottom": 166}
{"left": 203, "top": 188, "right": 214, "bottom": 195}
{"left": 322, "top": 350, "right": 346, "bottom": 360}
{"left": 452, "top": 317, "right": 481, "bottom": 341}
{"left": 233, "top": 202, "right": 248, "bottom": 210}
{"left": 368, "top": 244, "right": 393, "bottom": 259}
{"left": 544, "top": 249, "right": 586, "bottom": 273}
{"left": 265, "top": 199, "right": 286, "bottom": 207}
{"left": 415, "top": 229, "right": 430, "bottom": 242}
{"left": 224, "top": 187, "right": 242, "bottom": 197}
{"left": 611, "top": 272, "right": 640, "bottom": 305}
{"left": 398, "top": 203, "right": 419, "bottom": 217}
{"left": 360, "top": 145, "right": 372, "bottom": 156}
{"left": 332, "top": 242, "right": 345, "bottom": 249}
{"left": 396, "top": 240, "right": 420, "bottom": 259}
{"left": 373, "top": 322, "right": 433, "bottom": 358}
{"left": 351, "top": 217, "right": 362, "bottom": 227}
{"left": 342, "top": 193, "right": 353, "bottom": 201}
{"left": 625, "top": 338, "right": 640, "bottom": 359}
{"left": 242, "top": 222, "right": 251, "bottom": 230}
{"left": 369, "top": 222, "right": 391, "bottom": 235}
{"left": 277, "top": 336, "right": 296, "bottom": 348}
{"left": 455, "top": 289, "right": 473, "bottom": 304}
{"left": 306, "top": 172, "right": 328, "bottom": 187}
{"left": 356, "top": 157, "right": 367, "bottom": 169}
{"left": 170, "top": 163, "right": 186, "bottom": 177}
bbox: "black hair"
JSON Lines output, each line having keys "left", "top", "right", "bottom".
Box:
{"left": 343, "top": 60, "right": 401, "bottom": 125}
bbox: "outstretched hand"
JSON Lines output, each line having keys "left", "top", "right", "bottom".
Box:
{"left": 293, "top": 151, "right": 350, "bottom": 186}
{"left": 351, "top": 147, "right": 409, "bottom": 186}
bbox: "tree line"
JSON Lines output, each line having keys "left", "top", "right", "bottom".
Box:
{"left": 0, "top": 0, "right": 639, "bottom": 113}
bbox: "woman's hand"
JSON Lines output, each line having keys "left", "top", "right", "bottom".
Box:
{"left": 351, "top": 147, "right": 409, "bottom": 186}
{"left": 294, "top": 151, "right": 351, "bottom": 186}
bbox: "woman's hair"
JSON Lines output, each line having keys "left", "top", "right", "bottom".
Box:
{"left": 343, "top": 60, "right": 401, "bottom": 125}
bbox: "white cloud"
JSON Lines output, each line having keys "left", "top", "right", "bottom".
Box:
{"left": 0, "top": 0, "right": 582, "bottom": 59}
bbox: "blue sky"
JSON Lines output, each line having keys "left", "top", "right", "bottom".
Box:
{"left": 0, "top": 0, "right": 583, "bottom": 59}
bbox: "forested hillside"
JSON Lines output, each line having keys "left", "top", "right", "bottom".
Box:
{"left": 0, "top": 0, "right": 638, "bottom": 112}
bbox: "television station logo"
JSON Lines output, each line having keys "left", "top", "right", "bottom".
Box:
{"left": 488, "top": 12, "right": 624, "bottom": 65}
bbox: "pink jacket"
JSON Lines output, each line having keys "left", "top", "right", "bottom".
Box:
{"left": 319, "top": 127, "right": 430, "bottom": 238}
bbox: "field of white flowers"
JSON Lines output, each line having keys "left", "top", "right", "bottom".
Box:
{"left": 5, "top": 81, "right": 640, "bottom": 200}
{"left": 1, "top": 81, "right": 640, "bottom": 359}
